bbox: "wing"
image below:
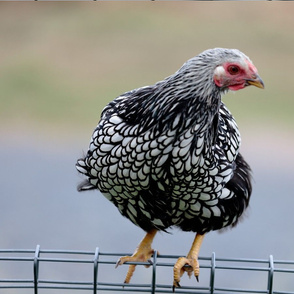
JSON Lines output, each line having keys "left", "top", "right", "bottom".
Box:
{"left": 76, "top": 82, "right": 219, "bottom": 230}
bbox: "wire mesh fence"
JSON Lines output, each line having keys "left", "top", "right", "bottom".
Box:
{"left": 1, "top": 245, "right": 294, "bottom": 294}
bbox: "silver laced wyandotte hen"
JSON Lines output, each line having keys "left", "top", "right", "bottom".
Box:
{"left": 76, "top": 48, "right": 264, "bottom": 289}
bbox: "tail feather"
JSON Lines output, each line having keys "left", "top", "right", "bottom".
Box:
{"left": 76, "top": 158, "right": 88, "bottom": 175}
{"left": 76, "top": 158, "right": 97, "bottom": 192}
{"left": 77, "top": 180, "right": 96, "bottom": 192}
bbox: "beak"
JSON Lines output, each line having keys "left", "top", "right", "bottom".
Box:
{"left": 246, "top": 74, "right": 265, "bottom": 89}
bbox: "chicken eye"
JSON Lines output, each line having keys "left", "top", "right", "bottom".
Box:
{"left": 228, "top": 65, "right": 240, "bottom": 75}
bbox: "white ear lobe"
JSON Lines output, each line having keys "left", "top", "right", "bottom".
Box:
{"left": 213, "top": 65, "right": 225, "bottom": 87}
{"left": 213, "top": 65, "right": 225, "bottom": 78}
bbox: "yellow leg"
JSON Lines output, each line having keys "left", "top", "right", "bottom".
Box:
{"left": 173, "top": 233, "right": 205, "bottom": 290}
{"left": 116, "top": 229, "right": 157, "bottom": 284}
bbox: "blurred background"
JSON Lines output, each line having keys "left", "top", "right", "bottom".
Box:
{"left": 0, "top": 2, "right": 294, "bottom": 293}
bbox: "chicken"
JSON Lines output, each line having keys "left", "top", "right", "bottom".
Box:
{"left": 76, "top": 48, "right": 264, "bottom": 289}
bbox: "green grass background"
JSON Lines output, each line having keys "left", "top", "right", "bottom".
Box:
{"left": 0, "top": 2, "right": 293, "bottom": 138}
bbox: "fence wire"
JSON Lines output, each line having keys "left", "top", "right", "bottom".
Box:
{"left": 1, "top": 245, "right": 294, "bottom": 294}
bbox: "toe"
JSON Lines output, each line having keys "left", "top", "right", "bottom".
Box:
{"left": 173, "top": 257, "right": 190, "bottom": 288}
{"left": 115, "top": 255, "right": 130, "bottom": 268}
{"left": 173, "top": 256, "right": 200, "bottom": 287}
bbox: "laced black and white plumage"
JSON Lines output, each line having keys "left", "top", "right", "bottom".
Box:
{"left": 76, "top": 48, "right": 255, "bottom": 235}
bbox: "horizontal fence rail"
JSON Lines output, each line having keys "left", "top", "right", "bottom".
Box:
{"left": 1, "top": 246, "right": 294, "bottom": 294}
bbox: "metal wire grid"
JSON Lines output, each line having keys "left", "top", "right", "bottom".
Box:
{"left": 1, "top": 245, "right": 294, "bottom": 294}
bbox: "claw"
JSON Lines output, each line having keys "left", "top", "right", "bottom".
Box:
{"left": 115, "top": 229, "right": 157, "bottom": 284}
{"left": 173, "top": 256, "right": 199, "bottom": 288}
{"left": 172, "top": 281, "right": 181, "bottom": 292}
{"left": 115, "top": 259, "right": 122, "bottom": 268}
{"left": 172, "top": 233, "right": 204, "bottom": 289}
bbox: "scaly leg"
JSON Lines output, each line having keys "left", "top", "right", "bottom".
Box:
{"left": 173, "top": 233, "right": 205, "bottom": 290}
{"left": 116, "top": 229, "right": 157, "bottom": 284}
